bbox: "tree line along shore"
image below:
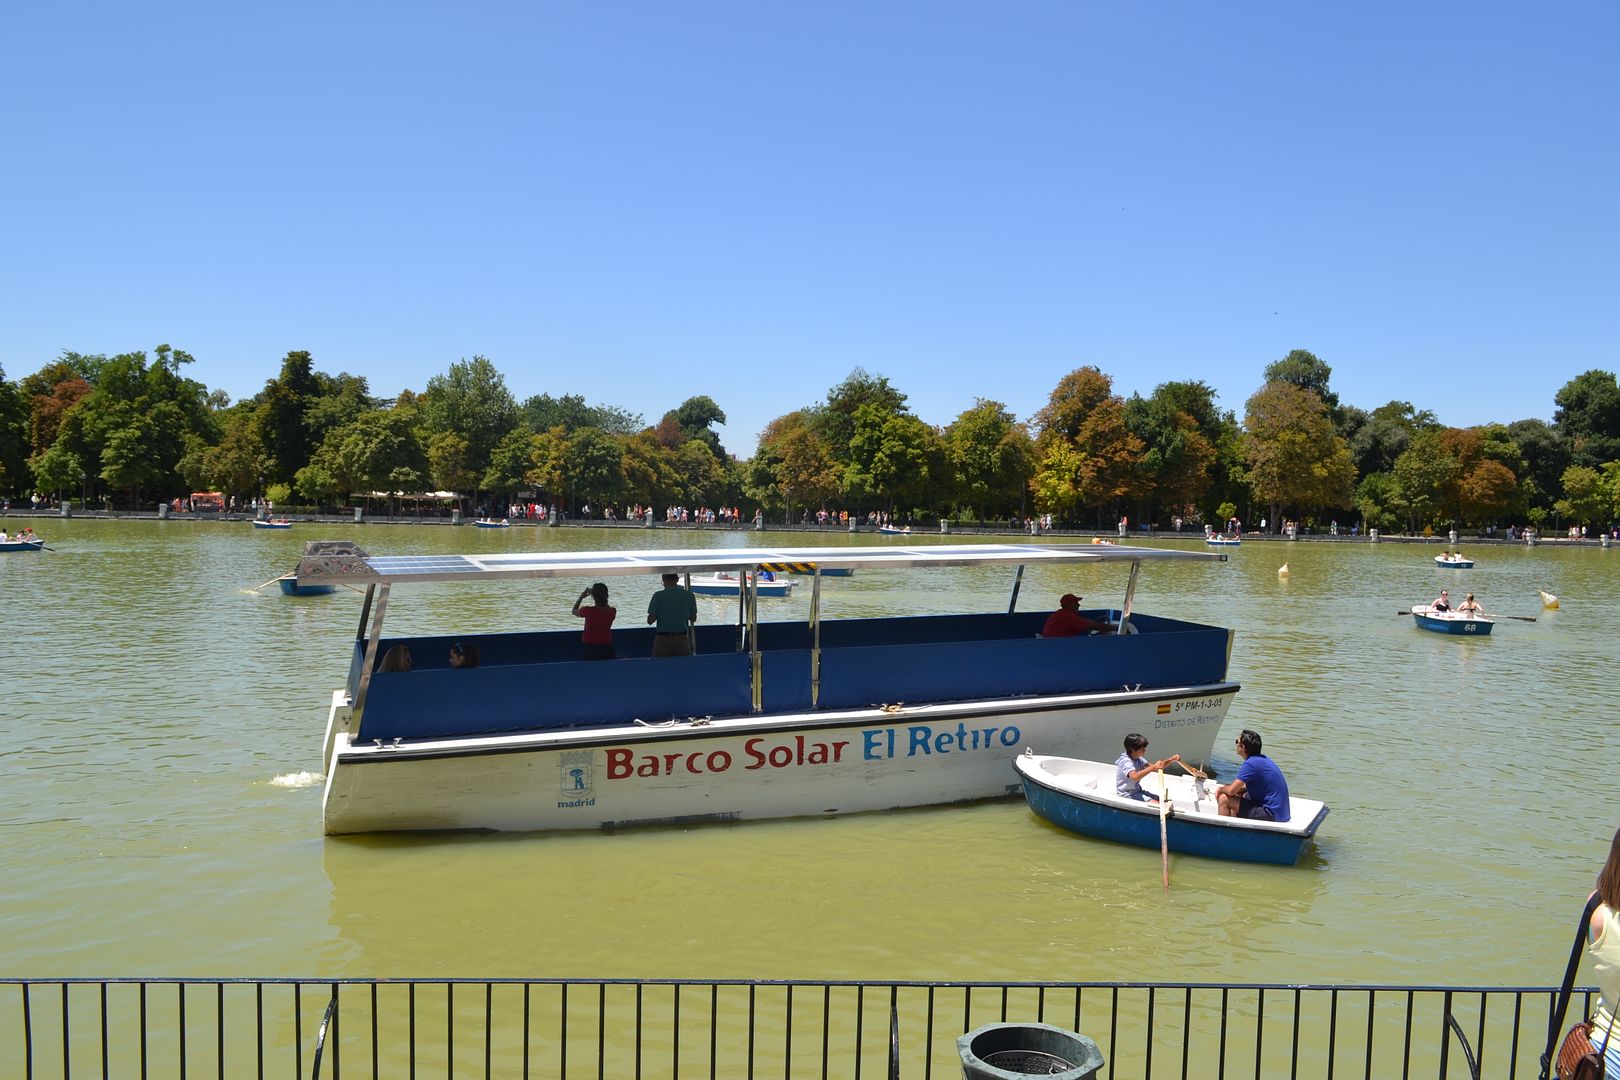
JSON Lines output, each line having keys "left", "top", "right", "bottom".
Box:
{"left": 1, "top": 346, "right": 1617, "bottom": 536}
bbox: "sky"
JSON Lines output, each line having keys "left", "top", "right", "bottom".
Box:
{"left": 2, "top": 2, "right": 1615, "bottom": 455}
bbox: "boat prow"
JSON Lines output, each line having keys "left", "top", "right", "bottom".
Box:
{"left": 1013, "top": 752, "right": 1326, "bottom": 865}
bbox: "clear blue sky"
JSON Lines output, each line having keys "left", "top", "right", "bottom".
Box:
{"left": 2, "top": 2, "right": 1615, "bottom": 454}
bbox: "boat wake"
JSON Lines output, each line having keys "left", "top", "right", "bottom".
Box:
{"left": 269, "top": 771, "right": 324, "bottom": 789}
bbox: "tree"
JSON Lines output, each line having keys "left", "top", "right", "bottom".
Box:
{"left": 29, "top": 442, "right": 85, "bottom": 495}
{"left": 815, "top": 368, "right": 908, "bottom": 466}
{"left": 297, "top": 405, "right": 428, "bottom": 502}
{"left": 1554, "top": 465, "right": 1609, "bottom": 528}
{"left": 661, "top": 395, "right": 728, "bottom": 458}
{"left": 521, "top": 393, "right": 641, "bottom": 436}
{"left": 419, "top": 356, "right": 518, "bottom": 484}
{"left": 1389, "top": 429, "right": 1458, "bottom": 531}
{"left": 1263, "top": 349, "right": 1340, "bottom": 418}
{"left": 1124, "top": 381, "right": 1221, "bottom": 521}
{"left": 944, "top": 399, "right": 1033, "bottom": 519}
{"left": 1348, "top": 401, "right": 1438, "bottom": 478}
{"left": 567, "top": 428, "right": 628, "bottom": 507}
{"left": 257, "top": 351, "right": 322, "bottom": 485}
{"left": 1457, "top": 459, "right": 1520, "bottom": 524}
{"left": 843, "top": 403, "right": 935, "bottom": 510}
{"left": 1505, "top": 418, "right": 1567, "bottom": 517}
{"left": 1031, "top": 367, "right": 1148, "bottom": 523}
{"left": 670, "top": 439, "right": 725, "bottom": 506}
{"left": 1553, "top": 370, "right": 1620, "bottom": 468}
{"left": 1242, "top": 381, "right": 1355, "bottom": 527}
{"left": 0, "top": 366, "right": 28, "bottom": 494}
{"left": 427, "top": 432, "right": 473, "bottom": 496}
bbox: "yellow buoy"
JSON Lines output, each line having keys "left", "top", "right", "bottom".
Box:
{"left": 1277, "top": 563, "right": 1290, "bottom": 577}
{"left": 1539, "top": 590, "right": 1559, "bottom": 609}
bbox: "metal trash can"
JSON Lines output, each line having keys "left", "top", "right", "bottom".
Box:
{"left": 451, "top": 508, "right": 462, "bottom": 525}
{"left": 59, "top": 500, "right": 72, "bottom": 518}
{"left": 353, "top": 506, "right": 363, "bottom": 523}
{"left": 957, "top": 1022, "right": 1103, "bottom": 1079}
{"left": 157, "top": 502, "right": 170, "bottom": 519}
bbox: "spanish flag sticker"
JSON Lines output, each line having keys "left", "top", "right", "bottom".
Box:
{"left": 1156, "top": 703, "right": 1172, "bottom": 714}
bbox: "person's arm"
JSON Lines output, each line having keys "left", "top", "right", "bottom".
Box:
{"left": 572, "top": 588, "right": 590, "bottom": 617}
{"left": 1592, "top": 892, "right": 1607, "bottom": 942}
{"left": 647, "top": 595, "right": 658, "bottom": 625}
{"left": 1128, "top": 754, "right": 1181, "bottom": 781}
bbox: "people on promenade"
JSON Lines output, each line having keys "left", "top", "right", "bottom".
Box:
{"left": 1455, "top": 592, "right": 1482, "bottom": 615}
{"left": 1430, "top": 589, "right": 1451, "bottom": 612}
{"left": 378, "top": 645, "right": 412, "bottom": 673}
{"left": 1115, "top": 734, "right": 1179, "bottom": 802}
{"left": 647, "top": 572, "right": 698, "bottom": 657}
{"left": 448, "top": 641, "right": 480, "bottom": 668}
{"left": 1217, "top": 729, "right": 1291, "bottom": 822}
{"left": 573, "top": 581, "right": 617, "bottom": 660}
{"left": 1577, "top": 826, "right": 1620, "bottom": 1073}
{"left": 1041, "top": 593, "right": 1114, "bottom": 637}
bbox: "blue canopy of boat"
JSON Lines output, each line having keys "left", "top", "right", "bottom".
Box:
{"left": 295, "top": 540, "right": 1224, "bottom": 586}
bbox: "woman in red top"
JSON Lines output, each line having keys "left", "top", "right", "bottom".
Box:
{"left": 572, "top": 582, "right": 617, "bottom": 660}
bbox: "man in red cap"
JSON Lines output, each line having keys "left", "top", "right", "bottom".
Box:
{"left": 1041, "top": 593, "right": 1115, "bottom": 637}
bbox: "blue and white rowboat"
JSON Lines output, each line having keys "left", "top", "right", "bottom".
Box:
{"left": 279, "top": 576, "right": 338, "bottom": 597}
{"left": 1410, "top": 605, "right": 1493, "bottom": 635}
{"left": 1434, "top": 555, "right": 1474, "bottom": 568}
{"left": 473, "top": 519, "right": 511, "bottom": 528}
{"left": 1205, "top": 537, "right": 1241, "bottom": 547}
{"left": 1013, "top": 752, "right": 1327, "bottom": 865}
{"left": 254, "top": 519, "right": 292, "bottom": 530}
{"left": 0, "top": 539, "right": 45, "bottom": 553}
{"left": 689, "top": 573, "right": 795, "bottom": 597}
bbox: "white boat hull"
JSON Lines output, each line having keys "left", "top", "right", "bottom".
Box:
{"left": 322, "top": 684, "right": 1237, "bottom": 834}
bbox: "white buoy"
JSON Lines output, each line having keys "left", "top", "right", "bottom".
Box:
{"left": 1539, "top": 590, "right": 1559, "bottom": 609}
{"left": 1278, "top": 563, "right": 1290, "bottom": 577}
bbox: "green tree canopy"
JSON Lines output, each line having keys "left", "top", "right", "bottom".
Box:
{"left": 1553, "top": 370, "right": 1620, "bottom": 468}
{"left": 1242, "top": 381, "right": 1355, "bottom": 526}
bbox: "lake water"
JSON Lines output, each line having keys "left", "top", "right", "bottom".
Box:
{"left": 3, "top": 519, "right": 1616, "bottom": 989}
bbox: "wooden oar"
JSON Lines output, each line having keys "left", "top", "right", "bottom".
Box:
{"left": 1159, "top": 770, "right": 1171, "bottom": 893}
{"left": 1173, "top": 760, "right": 1208, "bottom": 780}
{"left": 1482, "top": 612, "right": 1537, "bottom": 623}
{"left": 246, "top": 573, "right": 291, "bottom": 593}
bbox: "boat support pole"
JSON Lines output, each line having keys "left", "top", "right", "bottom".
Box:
{"left": 748, "top": 573, "right": 762, "bottom": 712}
{"left": 1006, "top": 564, "right": 1025, "bottom": 615}
{"left": 1119, "top": 560, "right": 1140, "bottom": 632}
{"left": 809, "top": 571, "right": 822, "bottom": 708}
{"left": 735, "top": 571, "right": 747, "bottom": 652}
{"left": 683, "top": 570, "right": 696, "bottom": 656}
{"left": 349, "top": 583, "right": 391, "bottom": 733}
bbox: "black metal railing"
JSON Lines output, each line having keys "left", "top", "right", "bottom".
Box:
{"left": 0, "top": 978, "right": 1594, "bottom": 1079}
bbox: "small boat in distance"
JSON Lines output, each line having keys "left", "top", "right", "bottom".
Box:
{"left": 877, "top": 524, "right": 911, "bottom": 535}
{"left": 688, "top": 572, "right": 795, "bottom": 597}
{"left": 1205, "top": 536, "right": 1241, "bottom": 547}
{"left": 254, "top": 519, "right": 293, "bottom": 530}
{"left": 1013, "top": 752, "right": 1328, "bottom": 866}
{"left": 1434, "top": 552, "right": 1474, "bottom": 568}
{"left": 1409, "top": 605, "right": 1494, "bottom": 636}
{"left": 473, "top": 518, "right": 511, "bottom": 528}
{"left": 0, "top": 537, "right": 45, "bottom": 553}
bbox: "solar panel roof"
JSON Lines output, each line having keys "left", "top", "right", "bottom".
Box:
{"left": 294, "top": 540, "right": 1224, "bottom": 586}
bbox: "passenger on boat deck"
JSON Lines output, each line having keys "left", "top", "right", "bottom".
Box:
{"left": 1115, "top": 734, "right": 1180, "bottom": 802}
{"left": 573, "top": 581, "right": 617, "bottom": 660}
{"left": 448, "top": 641, "right": 480, "bottom": 668}
{"left": 378, "top": 645, "right": 412, "bottom": 673}
{"left": 0, "top": 529, "right": 8, "bottom": 542}
{"left": 647, "top": 573, "right": 698, "bottom": 657}
{"left": 1455, "top": 592, "right": 1482, "bottom": 615}
{"left": 1577, "top": 826, "right": 1620, "bottom": 1074}
{"left": 1041, "top": 594, "right": 1114, "bottom": 637}
{"left": 1431, "top": 589, "right": 1450, "bottom": 612}
{"left": 1216, "top": 729, "right": 1291, "bottom": 822}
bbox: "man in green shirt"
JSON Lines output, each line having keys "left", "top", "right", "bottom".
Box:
{"left": 647, "top": 573, "right": 698, "bottom": 657}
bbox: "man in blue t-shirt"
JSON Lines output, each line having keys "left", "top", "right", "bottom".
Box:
{"left": 1216, "top": 729, "right": 1291, "bottom": 822}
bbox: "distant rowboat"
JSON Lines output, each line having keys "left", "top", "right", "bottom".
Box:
{"left": 0, "top": 538, "right": 45, "bottom": 553}
{"left": 1434, "top": 554, "right": 1474, "bottom": 568}
{"left": 1410, "top": 605, "right": 1493, "bottom": 636}
{"left": 473, "top": 519, "right": 511, "bottom": 529}
{"left": 1205, "top": 536, "right": 1241, "bottom": 547}
{"left": 253, "top": 520, "right": 292, "bottom": 530}
{"left": 279, "top": 576, "right": 337, "bottom": 597}
{"left": 688, "top": 572, "right": 795, "bottom": 598}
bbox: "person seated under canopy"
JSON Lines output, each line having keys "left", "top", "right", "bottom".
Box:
{"left": 1041, "top": 593, "right": 1115, "bottom": 637}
